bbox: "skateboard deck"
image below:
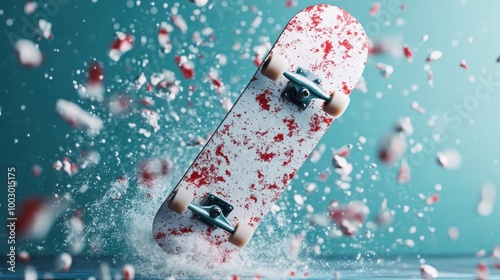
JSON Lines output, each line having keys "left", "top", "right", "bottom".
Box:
{"left": 153, "top": 4, "right": 368, "bottom": 264}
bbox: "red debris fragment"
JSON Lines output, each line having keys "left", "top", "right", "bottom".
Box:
{"left": 109, "top": 32, "right": 134, "bottom": 62}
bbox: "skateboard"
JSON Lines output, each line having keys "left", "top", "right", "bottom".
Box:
{"left": 152, "top": 4, "right": 368, "bottom": 263}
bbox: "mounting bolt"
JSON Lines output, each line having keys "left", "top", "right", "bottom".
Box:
{"left": 300, "top": 88, "right": 310, "bottom": 98}
{"left": 210, "top": 206, "right": 222, "bottom": 218}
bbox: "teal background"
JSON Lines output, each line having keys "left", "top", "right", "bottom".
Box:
{"left": 1, "top": 0, "right": 499, "bottom": 261}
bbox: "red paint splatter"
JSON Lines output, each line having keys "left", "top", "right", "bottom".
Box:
{"left": 180, "top": 226, "right": 194, "bottom": 233}
{"left": 186, "top": 171, "right": 205, "bottom": 187}
{"left": 255, "top": 90, "right": 272, "bottom": 111}
{"left": 321, "top": 40, "right": 333, "bottom": 59}
{"left": 309, "top": 112, "right": 333, "bottom": 134}
{"left": 155, "top": 231, "right": 166, "bottom": 240}
{"left": 268, "top": 183, "right": 278, "bottom": 190}
{"left": 274, "top": 133, "right": 284, "bottom": 142}
{"left": 311, "top": 13, "right": 322, "bottom": 27}
{"left": 259, "top": 152, "right": 276, "bottom": 162}
{"left": 215, "top": 144, "right": 230, "bottom": 165}
{"left": 339, "top": 39, "right": 353, "bottom": 52}
{"left": 283, "top": 150, "right": 294, "bottom": 166}
{"left": 342, "top": 82, "right": 351, "bottom": 95}
{"left": 281, "top": 172, "right": 296, "bottom": 186}
{"left": 283, "top": 117, "right": 298, "bottom": 137}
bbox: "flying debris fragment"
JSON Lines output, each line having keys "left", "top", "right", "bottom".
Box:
{"left": 376, "top": 63, "right": 394, "bottom": 78}
{"left": 158, "top": 22, "right": 173, "bottom": 54}
{"left": 55, "top": 99, "right": 103, "bottom": 136}
{"left": 109, "top": 32, "right": 134, "bottom": 62}
{"left": 24, "top": 1, "right": 38, "bottom": 15}
{"left": 38, "top": 19, "right": 53, "bottom": 40}
{"left": 122, "top": 264, "right": 135, "bottom": 280}
{"left": 55, "top": 253, "right": 73, "bottom": 272}
{"left": 175, "top": 55, "right": 195, "bottom": 79}
{"left": 378, "top": 133, "right": 406, "bottom": 165}
{"left": 79, "top": 61, "right": 105, "bottom": 102}
{"left": 17, "top": 196, "right": 71, "bottom": 240}
{"left": 426, "top": 50, "right": 443, "bottom": 62}
{"left": 329, "top": 200, "right": 369, "bottom": 236}
{"left": 14, "top": 39, "right": 43, "bottom": 68}
{"left": 420, "top": 264, "right": 438, "bottom": 280}
{"left": 477, "top": 184, "right": 496, "bottom": 217}
{"left": 436, "top": 149, "right": 462, "bottom": 170}
{"left": 403, "top": 44, "right": 413, "bottom": 62}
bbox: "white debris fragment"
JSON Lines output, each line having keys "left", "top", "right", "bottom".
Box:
{"left": 477, "top": 183, "right": 496, "bottom": 216}
{"left": 134, "top": 73, "right": 147, "bottom": 90}
{"left": 376, "top": 63, "right": 394, "bottom": 78}
{"left": 158, "top": 22, "right": 173, "bottom": 54}
{"left": 24, "top": 266, "right": 37, "bottom": 280}
{"left": 122, "top": 264, "right": 135, "bottom": 280}
{"left": 436, "top": 149, "right": 462, "bottom": 170}
{"left": 24, "top": 1, "right": 38, "bottom": 15}
{"left": 411, "top": 101, "right": 426, "bottom": 114}
{"left": 109, "top": 32, "right": 134, "bottom": 62}
{"left": 55, "top": 99, "right": 103, "bottom": 136}
{"left": 476, "top": 263, "right": 488, "bottom": 280}
{"left": 448, "top": 226, "right": 459, "bottom": 240}
{"left": 426, "top": 50, "right": 443, "bottom": 62}
{"left": 420, "top": 264, "right": 438, "bottom": 280}
{"left": 293, "top": 194, "right": 304, "bottom": 206}
{"left": 395, "top": 117, "right": 413, "bottom": 136}
{"left": 355, "top": 76, "right": 368, "bottom": 93}
{"left": 378, "top": 133, "right": 406, "bottom": 165}
{"left": 18, "top": 196, "right": 71, "bottom": 240}
{"left": 15, "top": 39, "right": 43, "bottom": 68}
{"left": 397, "top": 158, "right": 410, "bottom": 184}
{"left": 190, "top": 0, "right": 208, "bottom": 7}
{"left": 332, "top": 155, "right": 353, "bottom": 180}
{"left": 100, "top": 263, "right": 112, "bottom": 280}
{"left": 171, "top": 13, "right": 188, "bottom": 33}
{"left": 37, "top": 19, "right": 53, "bottom": 40}
{"left": 221, "top": 97, "right": 233, "bottom": 112}
{"left": 55, "top": 253, "right": 72, "bottom": 272}
{"left": 141, "top": 109, "right": 160, "bottom": 132}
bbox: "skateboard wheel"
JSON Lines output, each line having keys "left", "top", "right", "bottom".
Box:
{"left": 261, "top": 53, "right": 286, "bottom": 81}
{"left": 168, "top": 187, "right": 193, "bottom": 214}
{"left": 228, "top": 221, "right": 254, "bottom": 248}
{"left": 323, "top": 91, "right": 350, "bottom": 117}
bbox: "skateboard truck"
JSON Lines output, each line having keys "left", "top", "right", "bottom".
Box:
{"left": 261, "top": 53, "right": 350, "bottom": 117}
{"left": 282, "top": 67, "right": 331, "bottom": 110}
{"left": 189, "top": 194, "right": 235, "bottom": 233}
{"left": 167, "top": 188, "right": 255, "bottom": 248}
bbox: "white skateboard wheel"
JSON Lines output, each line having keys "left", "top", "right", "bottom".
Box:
{"left": 261, "top": 53, "right": 286, "bottom": 81}
{"left": 323, "top": 91, "right": 350, "bottom": 117}
{"left": 168, "top": 187, "right": 193, "bottom": 214}
{"left": 228, "top": 221, "right": 254, "bottom": 248}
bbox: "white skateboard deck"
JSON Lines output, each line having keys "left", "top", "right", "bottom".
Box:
{"left": 153, "top": 4, "right": 368, "bottom": 264}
